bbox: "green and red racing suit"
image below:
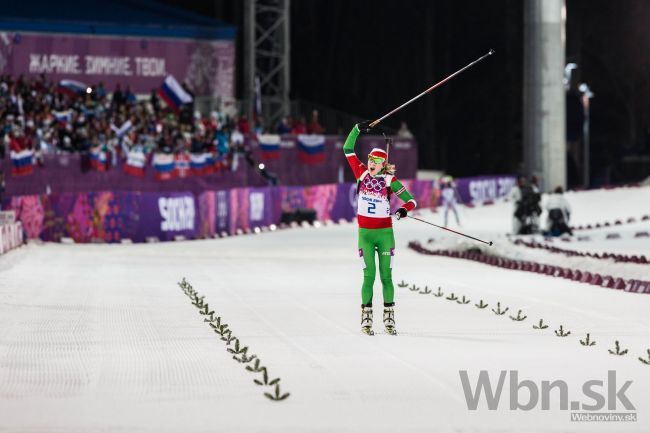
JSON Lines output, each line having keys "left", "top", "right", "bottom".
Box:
{"left": 344, "top": 124, "right": 417, "bottom": 306}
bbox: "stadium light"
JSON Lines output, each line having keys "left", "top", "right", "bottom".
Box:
{"left": 86, "top": 87, "right": 92, "bottom": 94}
{"left": 258, "top": 163, "right": 265, "bottom": 170}
{"left": 563, "top": 63, "right": 577, "bottom": 90}
{"left": 578, "top": 83, "right": 594, "bottom": 187}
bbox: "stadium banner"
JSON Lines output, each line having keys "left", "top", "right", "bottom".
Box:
{"left": 0, "top": 32, "right": 234, "bottom": 99}
{"left": 4, "top": 191, "right": 198, "bottom": 243}
{"left": 453, "top": 175, "right": 517, "bottom": 205}
{"left": 3, "top": 176, "right": 507, "bottom": 242}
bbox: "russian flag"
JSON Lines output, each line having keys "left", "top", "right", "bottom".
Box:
{"left": 203, "top": 152, "right": 216, "bottom": 175}
{"left": 297, "top": 134, "right": 326, "bottom": 164}
{"left": 90, "top": 147, "right": 108, "bottom": 171}
{"left": 57, "top": 79, "right": 88, "bottom": 97}
{"left": 189, "top": 152, "right": 208, "bottom": 175}
{"left": 123, "top": 149, "right": 146, "bottom": 177}
{"left": 157, "top": 75, "right": 193, "bottom": 112}
{"left": 52, "top": 109, "right": 73, "bottom": 123}
{"left": 10, "top": 149, "right": 34, "bottom": 176}
{"left": 258, "top": 134, "right": 281, "bottom": 160}
{"left": 152, "top": 153, "right": 177, "bottom": 181}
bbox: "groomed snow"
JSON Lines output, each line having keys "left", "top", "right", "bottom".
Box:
{"left": 0, "top": 185, "right": 649, "bottom": 432}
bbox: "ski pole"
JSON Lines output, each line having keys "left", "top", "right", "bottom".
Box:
{"left": 406, "top": 215, "right": 493, "bottom": 246}
{"left": 369, "top": 49, "right": 495, "bottom": 128}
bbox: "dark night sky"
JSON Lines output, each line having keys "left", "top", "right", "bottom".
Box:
{"left": 166, "top": 0, "right": 650, "bottom": 184}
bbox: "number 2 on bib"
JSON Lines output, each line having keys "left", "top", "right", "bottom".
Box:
{"left": 367, "top": 202, "right": 376, "bottom": 214}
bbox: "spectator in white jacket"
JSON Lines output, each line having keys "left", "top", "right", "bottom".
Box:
{"left": 545, "top": 186, "right": 572, "bottom": 236}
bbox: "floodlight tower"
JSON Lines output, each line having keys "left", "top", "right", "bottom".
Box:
{"left": 243, "top": 0, "right": 291, "bottom": 129}
{"left": 523, "top": 0, "right": 567, "bottom": 191}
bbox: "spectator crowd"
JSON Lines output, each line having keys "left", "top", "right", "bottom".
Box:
{"left": 0, "top": 74, "right": 327, "bottom": 172}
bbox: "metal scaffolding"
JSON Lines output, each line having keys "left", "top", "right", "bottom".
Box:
{"left": 243, "top": 0, "right": 290, "bottom": 129}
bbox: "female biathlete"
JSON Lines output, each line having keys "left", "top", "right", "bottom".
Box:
{"left": 344, "top": 121, "right": 417, "bottom": 335}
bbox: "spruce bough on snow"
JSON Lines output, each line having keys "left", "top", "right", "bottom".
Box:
{"left": 491, "top": 302, "right": 508, "bottom": 316}
{"left": 446, "top": 292, "right": 459, "bottom": 301}
{"left": 554, "top": 325, "right": 571, "bottom": 337}
{"left": 533, "top": 319, "right": 549, "bottom": 329}
{"left": 580, "top": 333, "right": 596, "bottom": 346}
{"left": 475, "top": 299, "right": 488, "bottom": 309}
{"left": 178, "top": 278, "right": 290, "bottom": 401}
{"left": 509, "top": 309, "right": 527, "bottom": 321}
{"left": 608, "top": 340, "right": 628, "bottom": 356}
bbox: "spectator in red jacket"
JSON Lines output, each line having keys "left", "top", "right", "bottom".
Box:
{"left": 237, "top": 115, "right": 251, "bottom": 135}
{"left": 292, "top": 116, "right": 307, "bottom": 134}
{"left": 307, "top": 109, "right": 324, "bottom": 134}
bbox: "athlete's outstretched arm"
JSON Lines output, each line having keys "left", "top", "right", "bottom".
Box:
{"left": 343, "top": 125, "right": 366, "bottom": 180}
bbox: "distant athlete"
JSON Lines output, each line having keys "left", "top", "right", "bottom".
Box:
{"left": 440, "top": 177, "right": 461, "bottom": 227}
{"left": 344, "top": 121, "right": 417, "bottom": 335}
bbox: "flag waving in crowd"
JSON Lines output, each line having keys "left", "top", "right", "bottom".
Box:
{"left": 157, "top": 75, "right": 193, "bottom": 112}
{"left": 10, "top": 149, "right": 34, "bottom": 176}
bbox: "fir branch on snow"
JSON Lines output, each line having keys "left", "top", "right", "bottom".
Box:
{"left": 475, "top": 299, "right": 488, "bottom": 309}
{"left": 608, "top": 340, "right": 628, "bottom": 356}
{"left": 205, "top": 315, "right": 221, "bottom": 324}
{"left": 456, "top": 295, "right": 470, "bottom": 305}
{"left": 509, "top": 309, "right": 527, "bottom": 321}
{"left": 234, "top": 353, "right": 257, "bottom": 363}
{"left": 419, "top": 286, "right": 432, "bottom": 294}
{"left": 178, "top": 278, "right": 291, "bottom": 402}
{"left": 254, "top": 368, "right": 280, "bottom": 387}
{"left": 264, "top": 383, "right": 290, "bottom": 401}
{"left": 639, "top": 349, "right": 650, "bottom": 365}
{"left": 409, "top": 284, "right": 419, "bottom": 292}
{"left": 227, "top": 339, "right": 249, "bottom": 355}
{"left": 533, "top": 319, "right": 548, "bottom": 329}
{"left": 246, "top": 359, "right": 265, "bottom": 372}
{"left": 446, "top": 292, "right": 459, "bottom": 301}
{"left": 192, "top": 296, "right": 205, "bottom": 308}
{"left": 491, "top": 302, "right": 509, "bottom": 316}
{"left": 554, "top": 325, "right": 571, "bottom": 337}
{"left": 434, "top": 287, "right": 444, "bottom": 297}
{"left": 217, "top": 324, "right": 230, "bottom": 335}
{"left": 580, "top": 333, "right": 596, "bottom": 346}
{"left": 398, "top": 280, "right": 408, "bottom": 288}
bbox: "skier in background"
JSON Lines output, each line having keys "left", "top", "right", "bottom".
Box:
{"left": 440, "top": 176, "right": 461, "bottom": 227}
{"left": 344, "top": 121, "right": 417, "bottom": 335}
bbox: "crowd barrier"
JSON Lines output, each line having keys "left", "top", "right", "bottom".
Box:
{"left": 2, "top": 174, "right": 515, "bottom": 244}
{"left": 0, "top": 211, "right": 23, "bottom": 255}
{"left": 0, "top": 134, "right": 418, "bottom": 196}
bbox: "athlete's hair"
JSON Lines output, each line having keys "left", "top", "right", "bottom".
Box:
{"left": 383, "top": 163, "right": 396, "bottom": 175}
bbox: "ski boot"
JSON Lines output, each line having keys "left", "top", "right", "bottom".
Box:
{"left": 361, "top": 306, "right": 374, "bottom": 336}
{"left": 383, "top": 305, "right": 397, "bottom": 335}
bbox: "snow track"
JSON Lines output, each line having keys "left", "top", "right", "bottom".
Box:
{"left": 1, "top": 186, "right": 650, "bottom": 432}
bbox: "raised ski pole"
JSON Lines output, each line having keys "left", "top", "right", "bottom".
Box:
{"left": 405, "top": 215, "right": 493, "bottom": 246}
{"left": 369, "top": 49, "right": 495, "bottom": 128}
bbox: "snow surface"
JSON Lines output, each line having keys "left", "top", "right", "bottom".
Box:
{"left": 1, "top": 186, "right": 650, "bottom": 432}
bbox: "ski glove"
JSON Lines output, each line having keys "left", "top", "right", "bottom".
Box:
{"left": 395, "top": 207, "right": 408, "bottom": 220}
{"left": 357, "top": 120, "right": 373, "bottom": 133}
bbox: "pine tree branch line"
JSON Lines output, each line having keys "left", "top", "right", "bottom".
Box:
{"left": 178, "top": 278, "right": 290, "bottom": 402}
